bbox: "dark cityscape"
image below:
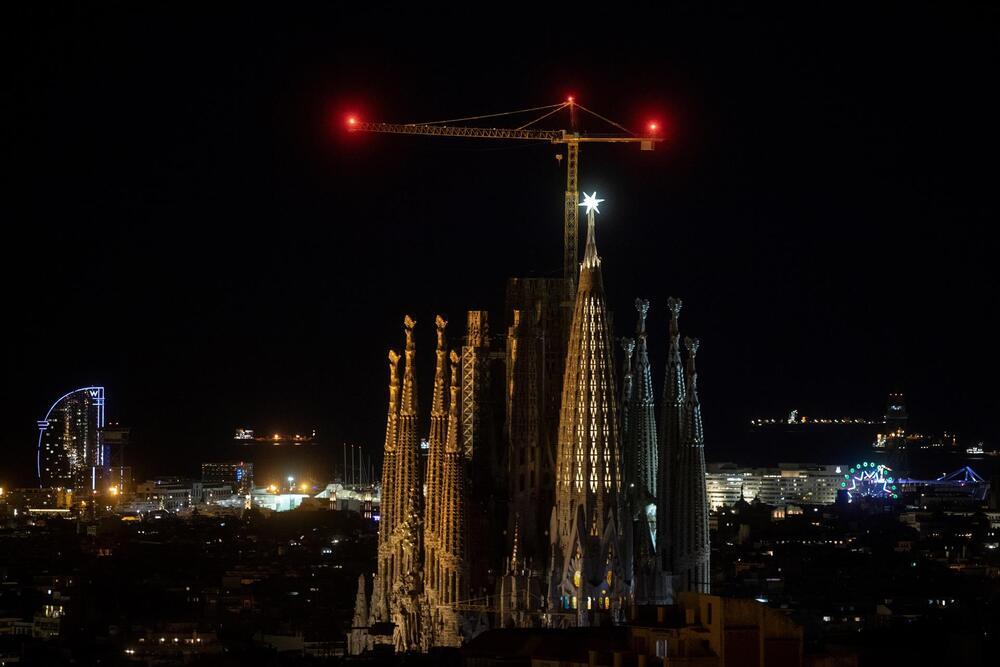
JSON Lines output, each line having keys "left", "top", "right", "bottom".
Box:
{"left": 3, "top": 4, "right": 999, "bottom": 666}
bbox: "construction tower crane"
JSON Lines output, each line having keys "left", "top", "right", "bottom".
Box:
{"left": 346, "top": 99, "right": 664, "bottom": 282}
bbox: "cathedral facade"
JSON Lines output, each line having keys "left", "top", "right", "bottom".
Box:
{"left": 351, "top": 197, "right": 710, "bottom": 651}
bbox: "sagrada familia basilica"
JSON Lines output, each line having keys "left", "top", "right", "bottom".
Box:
{"left": 350, "top": 194, "right": 710, "bottom": 652}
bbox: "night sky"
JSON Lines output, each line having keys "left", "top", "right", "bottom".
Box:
{"left": 5, "top": 4, "right": 998, "bottom": 485}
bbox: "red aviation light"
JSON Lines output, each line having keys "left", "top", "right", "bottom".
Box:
{"left": 566, "top": 95, "right": 575, "bottom": 104}
{"left": 647, "top": 121, "right": 659, "bottom": 134}
{"left": 346, "top": 115, "right": 358, "bottom": 128}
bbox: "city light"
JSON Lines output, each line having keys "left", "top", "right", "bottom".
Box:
{"left": 109, "top": 485, "right": 119, "bottom": 496}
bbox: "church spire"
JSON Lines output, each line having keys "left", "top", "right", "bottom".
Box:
{"left": 628, "top": 298, "right": 658, "bottom": 505}
{"left": 657, "top": 297, "right": 685, "bottom": 577}
{"left": 620, "top": 336, "right": 635, "bottom": 451}
{"left": 550, "top": 193, "right": 625, "bottom": 622}
{"left": 391, "top": 316, "right": 424, "bottom": 650}
{"left": 372, "top": 349, "right": 401, "bottom": 624}
{"left": 424, "top": 316, "right": 449, "bottom": 605}
{"left": 433, "top": 350, "right": 467, "bottom": 645}
{"left": 382, "top": 350, "right": 401, "bottom": 536}
{"left": 670, "top": 336, "right": 710, "bottom": 594}
{"left": 624, "top": 299, "right": 660, "bottom": 604}
{"left": 580, "top": 191, "right": 604, "bottom": 270}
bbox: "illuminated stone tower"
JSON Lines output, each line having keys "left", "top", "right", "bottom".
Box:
{"left": 548, "top": 193, "right": 626, "bottom": 623}
{"left": 656, "top": 297, "right": 685, "bottom": 600}
{"left": 671, "top": 337, "right": 711, "bottom": 594}
{"left": 623, "top": 299, "right": 659, "bottom": 603}
{"left": 372, "top": 316, "right": 425, "bottom": 651}
{"left": 433, "top": 350, "right": 468, "bottom": 645}
{"left": 423, "top": 316, "right": 450, "bottom": 614}
{"left": 371, "top": 350, "right": 401, "bottom": 624}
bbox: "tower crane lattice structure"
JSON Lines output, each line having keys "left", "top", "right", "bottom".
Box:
{"left": 347, "top": 100, "right": 663, "bottom": 281}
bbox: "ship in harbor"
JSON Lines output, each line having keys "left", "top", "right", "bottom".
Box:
{"left": 233, "top": 428, "right": 317, "bottom": 445}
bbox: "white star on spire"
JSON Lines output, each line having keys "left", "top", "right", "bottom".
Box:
{"left": 580, "top": 191, "right": 604, "bottom": 216}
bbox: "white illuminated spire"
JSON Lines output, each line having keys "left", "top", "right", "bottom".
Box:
{"left": 580, "top": 191, "right": 604, "bottom": 270}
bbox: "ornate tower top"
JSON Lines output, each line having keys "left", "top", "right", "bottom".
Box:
{"left": 401, "top": 316, "right": 418, "bottom": 417}
{"left": 435, "top": 315, "right": 448, "bottom": 348}
{"left": 384, "top": 350, "right": 402, "bottom": 453}
{"left": 684, "top": 336, "right": 700, "bottom": 372}
{"left": 667, "top": 297, "right": 682, "bottom": 328}
{"left": 432, "top": 316, "right": 449, "bottom": 417}
{"left": 579, "top": 191, "right": 604, "bottom": 270}
{"left": 684, "top": 336, "right": 703, "bottom": 447}
{"left": 621, "top": 337, "right": 636, "bottom": 359}
{"left": 635, "top": 298, "right": 649, "bottom": 335}
{"left": 446, "top": 350, "right": 461, "bottom": 454}
{"left": 404, "top": 315, "right": 416, "bottom": 346}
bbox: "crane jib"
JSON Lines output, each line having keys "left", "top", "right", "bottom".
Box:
{"left": 349, "top": 110, "right": 663, "bottom": 280}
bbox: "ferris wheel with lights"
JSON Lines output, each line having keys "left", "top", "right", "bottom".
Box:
{"left": 840, "top": 460, "right": 898, "bottom": 502}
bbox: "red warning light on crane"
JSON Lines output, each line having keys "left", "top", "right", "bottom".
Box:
{"left": 647, "top": 121, "right": 659, "bottom": 133}
{"left": 346, "top": 115, "right": 359, "bottom": 128}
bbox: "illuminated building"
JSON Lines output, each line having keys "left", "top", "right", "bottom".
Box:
{"left": 37, "top": 386, "right": 105, "bottom": 490}
{"left": 134, "top": 478, "right": 236, "bottom": 510}
{"left": 351, "top": 193, "right": 714, "bottom": 650}
{"left": 4, "top": 487, "right": 73, "bottom": 515}
{"left": 548, "top": 195, "right": 628, "bottom": 622}
{"left": 705, "top": 463, "right": 847, "bottom": 511}
{"left": 201, "top": 461, "right": 254, "bottom": 495}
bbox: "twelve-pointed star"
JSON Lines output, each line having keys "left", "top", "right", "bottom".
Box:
{"left": 579, "top": 191, "right": 605, "bottom": 216}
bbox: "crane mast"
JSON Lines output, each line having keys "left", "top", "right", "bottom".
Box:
{"left": 348, "top": 101, "right": 662, "bottom": 281}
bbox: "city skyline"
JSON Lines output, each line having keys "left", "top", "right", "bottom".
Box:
{"left": 6, "top": 5, "right": 997, "bottom": 485}
{"left": 4, "top": 5, "right": 1000, "bottom": 663}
